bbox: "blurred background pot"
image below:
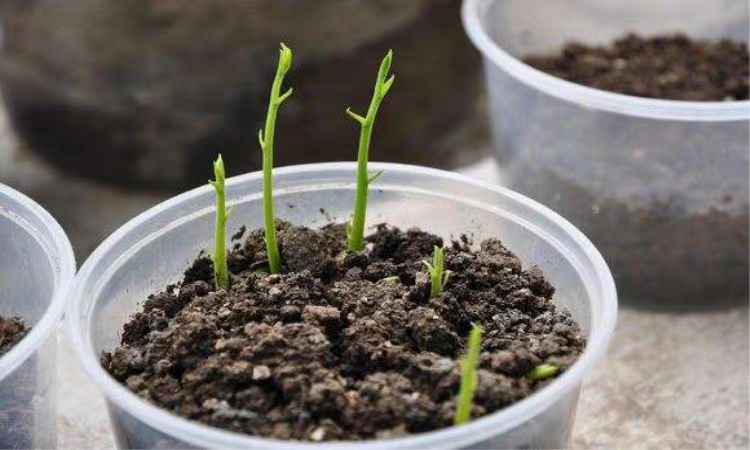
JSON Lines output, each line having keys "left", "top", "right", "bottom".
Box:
{"left": 0, "top": 0, "right": 486, "bottom": 190}
{"left": 463, "top": 0, "right": 749, "bottom": 309}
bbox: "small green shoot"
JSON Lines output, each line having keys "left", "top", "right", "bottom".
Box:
{"left": 455, "top": 323, "right": 484, "bottom": 426}
{"left": 423, "top": 246, "right": 451, "bottom": 297}
{"left": 257, "top": 43, "right": 294, "bottom": 274}
{"left": 528, "top": 363, "right": 558, "bottom": 381}
{"left": 209, "top": 155, "right": 229, "bottom": 290}
{"left": 381, "top": 276, "right": 400, "bottom": 283}
{"left": 346, "top": 50, "right": 395, "bottom": 251}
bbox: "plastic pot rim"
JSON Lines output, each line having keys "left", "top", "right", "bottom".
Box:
{"left": 0, "top": 183, "right": 76, "bottom": 380}
{"left": 66, "top": 162, "right": 617, "bottom": 449}
{"left": 461, "top": 0, "right": 750, "bottom": 122}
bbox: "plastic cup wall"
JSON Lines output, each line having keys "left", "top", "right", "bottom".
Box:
{"left": 0, "top": 184, "right": 75, "bottom": 448}
{"left": 68, "top": 163, "right": 616, "bottom": 449}
{"left": 463, "top": 0, "right": 750, "bottom": 306}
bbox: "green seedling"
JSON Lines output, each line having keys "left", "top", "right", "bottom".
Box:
{"left": 381, "top": 276, "right": 400, "bottom": 283}
{"left": 455, "top": 323, "right": 484, "bottom": 426}
{"left": 423, "top": 246, "right": 451, "bottom": 297}
{"left": 346, "top": 50, "right": 395, "bottom": 251}
{"left": 209, "top": 155, "right": 229, "bottom": 289}
{"left": 528, "top": 363, "right": 558, "bottom": 381}
{"left": 257, "top": 43, "right": 294, "bottom": 274}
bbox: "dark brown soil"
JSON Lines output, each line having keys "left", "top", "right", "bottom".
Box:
{"left": 0, "top": 315, "right": 28, "bottom": 357}
{"left": 102, "top": 222, "right": 584, "bottom": 441}
{"left": 524, "top": 33, "right": 749, "bottom": 101}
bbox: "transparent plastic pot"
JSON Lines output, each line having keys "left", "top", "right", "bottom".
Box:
{"left": 67, "top": 163, "right": 617, "bottom": 449}
{"left": 0, "top": 183, "right": 76, "bottom": 448}
{"left": 463, "top": 0, "right": 750, "bottom": 309}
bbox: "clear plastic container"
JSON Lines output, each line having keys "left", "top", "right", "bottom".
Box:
{"left": 0, "top": 183, "right": 76, "bottom": 448}
{"left": 463, "top": 0, "right": 750, "bottom": 308}
{"left": 67, "top": 163, "right": 617, "bottom": 449}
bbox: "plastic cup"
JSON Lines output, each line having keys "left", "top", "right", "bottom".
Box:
{"left": 462, "top": 0, "right": 750, "bottom": 308}
{"left": 0, "top": 183, "right": 76, "bottom": 448}
{"left": 67, "top": 163, "right": 617, "bottom": 449}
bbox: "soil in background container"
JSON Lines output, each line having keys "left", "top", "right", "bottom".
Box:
{"left": 0, "top": 316, "right": 27, "bottom": 357}
{"left": 0, "top": 0, "right": 486, "bottom": 190}
{"left": 102, "top": 222, "right": 585, "bottom": 441}
{"left": 524, "top": 33, "right": 749, "bottom": 101}
{"left": 508, "top": 33, "right": 749, "bottom": 309}
{"left": 0, "top": 315, "right": 35, "bottom": 448}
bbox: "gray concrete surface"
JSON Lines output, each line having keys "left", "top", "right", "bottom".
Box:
{"left": 1, "top": 103, "right": 748, "bottom": 449}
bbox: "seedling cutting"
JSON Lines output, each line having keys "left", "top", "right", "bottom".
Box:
{"left": 346, "top": 50, "right": 395, "bottom": 252}
{"left": 209, "top": 154, "right": 229, "bottom": 289}
{"left": 258, "top": 43, "right": 294, "bottom": 274}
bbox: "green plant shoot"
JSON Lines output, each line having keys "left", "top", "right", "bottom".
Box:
{"left": 423, "top": 246, "right": 451, "bottom": 297}
{"left": 455, "top": 323, "right": 484, "bottom": 426}
{"left": 209, "top": 155, "right": 229, "bottom": 289}
{"left": 257, "top": 43, "right": 294, "bottom": 274}
{"left": 346, "top": 50, "right": 395, "bottom": 251}
{"left": 528, "top": 363, "right": 558, "bottom": 381}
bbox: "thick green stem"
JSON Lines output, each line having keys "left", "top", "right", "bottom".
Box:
{"left": 455, "top": 323, "right": 484, "bottom": 426}
{"left": 210, "top": 155, "right": 229, "bottom": 289}
{"left": 347, "top": 50, "right": 395, "bottom": 251}
{"left": 349, "top": 122, "right": 374, "bottom": 251}
{"left": 258, "top": 43, "right": 293, "bottom": 274}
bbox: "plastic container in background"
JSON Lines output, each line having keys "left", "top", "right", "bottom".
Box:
{"left": 463, "top": 0, "right": 750, "bottom": 309}
{"left": 67, "top": 163, "right": 617, "bottom": 449}
{"left": 0, "top": 183, "right": 75, "bottom": 448}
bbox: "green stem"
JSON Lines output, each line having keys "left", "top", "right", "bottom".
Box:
{"left": 210, "top": 155, "right": 229, "bottom": 289}
{"left": 455, "top": 323, "right": 484, "bottom": 426}
{"left": 258, "top": 44, "right": 293, "bottom": 274}
{"left": 432, "top": 246, "right": 444, "bottom": 296}
{"left": 347, "top": 50, "right": 395, "bottom": 251}
{"left": 349, "top": 121, "right": 374, "bottom": 252}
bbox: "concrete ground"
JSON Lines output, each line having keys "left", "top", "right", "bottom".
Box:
{"left": 1, "top": 106, "right": 748, "bottom": 449}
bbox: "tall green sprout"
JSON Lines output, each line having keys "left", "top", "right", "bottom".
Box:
{"left": 346, "top": 50, "right": 395, "bottom": 251}
{"left": 424, "top": 246, "right": 451, "bottom": 297}
{"left": 257, "top": 43, "right": 294, "bottom": 273}
{"left": 209, "top": 155, "right": 229, "bottom": 289}
{"left": 455, "top": 323, "right": 484, "bottom": 426}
